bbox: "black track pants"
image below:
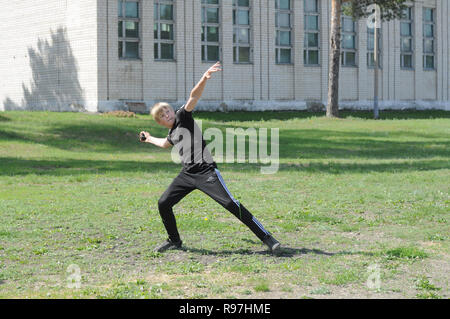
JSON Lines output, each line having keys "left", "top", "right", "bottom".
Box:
{"left": 157, "top": 168, "right": 270, "bottom": 243}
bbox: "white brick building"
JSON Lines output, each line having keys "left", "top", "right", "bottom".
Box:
{"left": 1, "top": 0, "right": 449, "bottom": 112}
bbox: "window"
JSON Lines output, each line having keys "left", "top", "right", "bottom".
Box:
{"left": 233, "top": 0, "right": 251, "bottom": 63}
{"left": 275, "top": 0, "right": 292, "bottom": 64}
{"left": 341, "top": 16, "right": 357, "bottom": 66}
{"left": 304, "top": 0, "right": 319, "bottom": 65}
{"left": 201, "top": 0, "right": 220, "bottom": 62}
{"left": 367, "top": 27, "right": 382, "bottom": 68}
{"left": 154, "top": 0, "right": 175, "bottom": 60}
{"left": 400, "top": 7, "right": 413, "bottom": 69}
{"left": 423, "top": 8, "right": 435, "bottom": 69}
{"left": 118, "top": 0, "right": 140, "bottom": 59}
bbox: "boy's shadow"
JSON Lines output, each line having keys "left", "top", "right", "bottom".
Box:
{"left": 182, "top": 245, "right": 335, "bottom": 257}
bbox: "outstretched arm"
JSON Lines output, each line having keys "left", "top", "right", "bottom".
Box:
{"left": 139, "top": 131, "right": 172, "bottom": 148}
{"left": 185, "top": 61, "right": 222, "bottom": 112}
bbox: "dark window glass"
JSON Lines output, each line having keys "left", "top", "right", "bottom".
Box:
{"left": 160, "top": 23, "right": 174, "bottom": 40}
{"left": 118, "top": 0, "right": 123, "bottom": 17}
{"left": 206, "top": 8, "right": 219, "bottom": 23}
{"left": 305, "top": 15, "right": 318, "bottom": 30}
{"left": 424, "top": 24, "right": 433, "bottom": 37}
{"left": 125, "top": 21, "right": 139, "bottom": 38}
{"left": 342, "top": 18, "right": 355, "bottom": 32}
{"left": 125, "top": 2, "right": 138, "bottom": 18}
{"left": 125, "top": 41, "right": 139, "bottom": 58}
{"left": 277, "top": 13, "right": 290, "bottom": 28}
{"left": 402, "top": 7, "right": 411, "bottom": 20}
{"left": 278, "top": 31, "right": 291, "bottom": 46}
{"left": 305, "top": 50, "right": 319, "bottom": 65}
{"left": 204, "top": 45, "right": 219, "bottom": 61}
{"left": 238, "top": 10, "right": 249, "bottom": 25}
{"left": 401, "top": 38, "right": 412, "bottom": 52}
{"left": 305, "top": 33, "right": 318, "bottom": 47}
{"left": 424, "top": 8, "right": 433, "bottom": 22}
{"left": 239, "top": 47, "right": 250, "bottom": 62}
{"left": 343, "top": 52, "right": 356, "bottom": 65}
{"left": 207, "top": 26, "right": 219, "bottom": 42}
{"left": 400, "top": 22, "right": 412, "bottom": 36}
{"left": 304, "top": 0, "right": 317, "bottom": 13}
{"left": 161, "top": 43, "right": 174, "bottom": 59}
{"left": 402, "top": 54, "right": 412, "bottom": 68}
{"left": 160, "top": 4, "right": 173, "bottom": 20}
{"left": 424, "top": 55, "right": 434, "bottom": 69}
{"left": 342, "top": 34, "right": 355, "bottom": 49}
{"left": 424, "top": 39, "right": 434, "bottom": 53}
{"left": 279, "top": 0, "right": 290, "bottom": 10}
{"left": 119, "top": 21, "right": 123, "bottom": 37}
{"left": 238, "top": 28, "right": 249, "bottom": 43}
{"left": 279, "top": 48, "right": 291, "bottom": 63}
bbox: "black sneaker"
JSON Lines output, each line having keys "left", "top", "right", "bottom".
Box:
{"left": 263, "top": 234, "right": 281, "bottom": 253}
{"left": 154, "top": 238, "right": 183, "bottom": 253}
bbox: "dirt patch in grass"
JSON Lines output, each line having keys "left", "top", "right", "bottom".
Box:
{"left": 102, "top": 111, "right": 136, "bottom": 118}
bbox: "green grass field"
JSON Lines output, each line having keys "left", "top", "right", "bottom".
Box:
{"left": 0, "top": 110, "right": 448, "bottom": 299}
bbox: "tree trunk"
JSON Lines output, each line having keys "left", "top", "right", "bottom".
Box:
{"left": 327, "top": 0, "right": 342, "bottom": 118}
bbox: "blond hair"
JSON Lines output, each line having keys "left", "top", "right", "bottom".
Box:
{"left": 150, "top": 102, "right": 173, "bottom": 122}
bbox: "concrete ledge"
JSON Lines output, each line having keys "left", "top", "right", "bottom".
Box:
{"left": 2, "top": 99, "right": 450, "bottom": 112}
{"left": 97, "top": 99, "right": 450, "bottom": 112}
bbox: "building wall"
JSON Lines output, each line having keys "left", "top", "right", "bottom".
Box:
{"left": 0, "top": 0, "right": 98, "bottom": 111}
{"left": 98, "top": 0, "right": 447, "bottom": 111}
{"left": 1, "top": 0, "right": 449, "bottom": 112}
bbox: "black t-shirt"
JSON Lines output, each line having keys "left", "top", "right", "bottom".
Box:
{"left": 167, "top": 105, "right": 217, "bottom": 174}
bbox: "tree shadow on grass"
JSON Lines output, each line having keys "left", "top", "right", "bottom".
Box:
{"left": 2, "top": 107, "right": 449, "bottom": 163}
{"left": 0, "top": 157, "right": 180, "bottom": 176}
{"left": 1, "top": 109, "right": 449, "bottom": 175}
{"left": 0, "top": 121, "right": 168, "bottom": 154}
{"left": 278, "top": 129, "right": 450, "bottom": 160}
{"left": 44, "top": 122, "right": 450, "bottom": 161}
{"left": 0, "top": 114, "right": 11, "bottom": 122}
{"left": 0, "top": 156, "right": 448, "bottom": 177}
{"left": 2, "top": 122, "right": 449, "bottom": 162}
{"left": 220, "top": 159, "right": 449, "bottom": 174}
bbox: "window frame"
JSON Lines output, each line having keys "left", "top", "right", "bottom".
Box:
{"left": 275, "top": 0, "right": 293, "bottom": 64}
{"left": 154, "top": 0, "right": 176, "bottom": 61}
{"left": 341, "top": 15, "right": 358, "bottom": 67}
{"left": 233, "top": 0, "right": 252, "bottom": 64}
{"left": 118, "top": 0, "right": 141, "bottom": 60}
{"left": 201, "top": 0, "right": 221, "bottom": 63}
{"left": 367, "top": 26, "right": 382, "bottom": 68}
{"left": 423, "top": 7, "right": 435, "bottom": 70}
{"left": 400, "top": 6, "right": 414, "bottom": 70}
{"left": 303, "top": 0, "right": 320, "bottom": 66}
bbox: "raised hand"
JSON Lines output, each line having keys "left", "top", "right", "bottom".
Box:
{"left": 203, "top": 61, "right": 222, "bottom": 79}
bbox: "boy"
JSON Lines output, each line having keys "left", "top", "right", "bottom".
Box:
{"left": 140, "top": 62, "right": 280, "bottom": 253}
